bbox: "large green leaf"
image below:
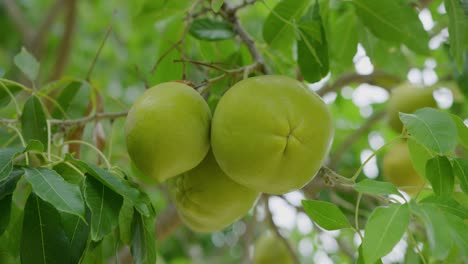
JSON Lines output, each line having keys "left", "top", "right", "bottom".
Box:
{"left": 189, "top": 18, "right": 235, "bottom": 41}
{"left": 420, "top": 195, "right": 468, "bottom": 219}
{"left": 13, "top": 47, "right": 39, "bottom": 82}
{"left": 453, "top": 158, "right": 468, "bottom": 194}
{"left": 353, "top": 0, "right": 429, "bottom": 54}
{"left": 0, "top": 148, "right": 23, "bottom": 182}
{"left": 21, "top": 96, "right": 48, "bottom": 148}
{"left": 84, "top": 175, "right": 123, "bottom": 241}
{"left": 329, "top": 7, "right": 358, "bottom": 74}
{"left": 51, "top": 81, "right": 82, "bottom": 119}
{"left": 24, "top": 168, "right": 85, "bottom": 220}
{"left": 407, "top": 139, "right": 433, "bottom": 179}
{"left": 0, "top": 168, "right": 24, "bottom": 200}
{"left": 302, "top": 200, "right": 350, "bottom": 230}
{"left": 445, "top": 0, "right": 468, "bottom": 70}
{"left": 425, "top": 156, "right": 454, "bottom": 198}
{"left": 297, "top": 1, "right": 329, "bottom": 83}
{"left": 412, "top": 203, "right": 454, "bottom": 260}
{"left": 119, "top": 198, "right": 135, "bottom": 245}
{"left": 451, "top": 114, "right": 468, "bottom": 149}
{"left": 131, "top": 210, "right": 157, "bottom": 264}
{"left": 399, "top": 108, "right": 458, "bottom": 154}
{"left": 353, "top": 179, "right": 401, "bottom": 197}
{"left": 263, "top": 0, "right": 313, "bottom": 50}
{"left": 362, "top": 203, "right": 410, "bottom": 264}
{"left": 20, "top": 193, "right": 70, "bottom": 264}
{"left": 60, "top": 209, "right": 90, "bottom": 263}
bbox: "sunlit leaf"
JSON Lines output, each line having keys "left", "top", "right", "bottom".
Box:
{"left": 189, "top": 18, "right": 235, "bottom": 41}
{"left": 425, "top": 156, "right": 454, "bottom": 198}
{"left": 408, "top": 138, "right": 433, "bottom": 178}
{"left": 451, "top": 114, "right": 468, "bottom": 149}
{"left": 211, "top": 0, "right": 224, "bottom": 12}
{"left": 362, "top": 203, "right": 410, "bottom": 264}
{"left": 302, "top": 200, "right": 350, "bottom": 230}
{"left": 354, "top": 179, "right": 401, "bottom": 197}
{"left": 453, "top": 158, "right": 468, "bottom": 194}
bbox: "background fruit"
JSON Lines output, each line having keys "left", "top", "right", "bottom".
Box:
{"left": 167, "top": 151, "right": 259, "bottom": 233}
{"left": 383, "top": 141, "right": 426, "bottom": 195}
{"left": 387, "top": 83, "right": 437, "bottom": 132}
{"left": 253, "top": 233, "right": 294, "bottom": 264}
{"left": 211, "top": 75, "right": 334, "bottom": 194}
{"left": 125, "top": 82, "right": 211, "bottom": 183}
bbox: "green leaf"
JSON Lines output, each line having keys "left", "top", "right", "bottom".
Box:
{"left": 297, "top": 1, "right": 329, "bottom": 83}
{"left": 453, "top": 158, "right": 468, "bottom": 194}
{"left": 0, "top": 195, "right": 12, "bottom": 236}
{"left": 51, "top": 81, "right": 82, "bottom": 119}
{"left": 0, "top": 147, "right": 23, "bottom": 182}
{"left": 189, "top": 18, "right": 235, "bottom": 41}
{"left": 21, "top": 96, "right": 48, "bottom": 148}
{"left": 362, "top": 203, "right": 410, "bottom": 264}
{"left": 412, "top": 203, "right": 454, "bottom": 259}
{"left": 356, "top": 245, "right": 383, "bottom": 264}
{"left": 0, "top": 81, "right": 22, "bottom": 108}
{"left": 53, "top": 162, "right": 83, "bottom": 185}
{"left": 329, "top": 7, "right": 358, "bottom": 74}
{"left": 354, "top": 179, "right": 401, "bottom": 197}
{"left": 425, "top": 156, "right": 454, "bottom": 198}
{"left": 25, "top": 139, "right": 44, "bottom": 153}
{"left": 24, "top": 167, "right": 85, "bottom": 220}
{"left": 119, "top": 198, "right": 135, "bottom": 245}
{"left": 420, "top": 195, "right": 468, "bottom": 219}
{"left": 263, "top": 0, "right": 313, "bottom": 50}
{"left": 68, "top": 158, "right": 146, "bottom": 215}
{"left": 211, "top": 0, "right": 224, "bottom": 12}
{"left": 20, "top": 193, "right": 70, "bottom": 264}
{"left": 451, "top": 114, "right": 468, "bottom": 149}
{"left": 399, "top": 108, "right": 458, "bottom": 153}
{"left": 13, "top": 47, "right": 40, "bottom": 82}
{"left": 60, "top": 209, "right": 90, "bottom": 263}
{"left": 445, "top": 0, "right": 468, "bottom": 70}
{"left": 0, "top": 168, "right": 23, "bottom": 200}
{"left": 131, "top": 210, "right": 157, "bottom": 264}
{"left": 353, "top": 0, "right": 429, "bottom": 54}
{"left": 84, "top": 175, "right": 123, "bottom": 241}
{"left": 408, "top": 138, "right": 433, "bottom": 179}
{"left": 302, "top": 200, "right": 350, "bottom": 230}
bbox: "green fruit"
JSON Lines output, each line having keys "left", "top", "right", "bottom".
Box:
{"left": 253, "top": 233, "right": 294, "bottom": 264}
{"left": 387, "top": 83, "right": 437, "bottom": 132}
{"left": 167, "top": 151, "right": 259, "bottom": 233}
{"left": 383, "top": 141, "right": 426, "bottom": 195}
{"left": 211, "top": 75, "right": 333, "bottom": 194}
{"left": 125, "top": 82, "right": 211, "bottom": 183}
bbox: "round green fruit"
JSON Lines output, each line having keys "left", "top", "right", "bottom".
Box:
{"left": 125, "top": 82, "right": 211, "bottom": 183}
{"left": 253, "top": 233, "right": 294, "bottom": 264}
{"left": 387, "top": 83, "right": 437, "bottom": 132}
{"left": 383, "top": 141, "right": 426, "bottom": 195}
{"left": 211, "top": 75, "right": 334, "bottom": 194}
{"left": 167, "top": 151, "right": 259, "bottom": 233}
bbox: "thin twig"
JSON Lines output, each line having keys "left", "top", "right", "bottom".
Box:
{"left": 263, "top": 195, "right": 300, "bottom": 264}
{"left": 85, "top": 23, "right": 113, "bottom": 81}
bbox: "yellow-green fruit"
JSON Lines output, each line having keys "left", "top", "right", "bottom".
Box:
{"left": 387, "top": 83, "right": 437, "bottom": 132}
{"left": 383, "top": 141, "right": 426, "bottom": 195}
{"left": 211, "top": 75, "right": 334, "bottom": 194}
{"left": 125, "top": 82, "right": 211, "bottom": 183}
{"left": 167, "top": 151, "right": 259, "bottom": 233}
{"left": 253, "top": 233, "right": 294, "bottom": 264}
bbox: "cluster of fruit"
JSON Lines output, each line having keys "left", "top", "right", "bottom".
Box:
{"left": 125, "top": 75, "right": 334, "bottom": 232}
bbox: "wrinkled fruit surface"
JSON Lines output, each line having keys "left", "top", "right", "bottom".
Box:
{"left": 211, "top": 75, "right": 333, "bottom": 194}
{"left": 167, "top": 151, "right": 259, "bottom": 233}
{"left": 383, "top": 141, "right": 426, "bottom": 195}
{"left": 125, "top": 82, "right": 211, "bottom": 183}
{"left": 387, "top": 83, "right": 437, "bottom": 132}
{"left": 253, "top": 233, "right": 294, "bottom": 264}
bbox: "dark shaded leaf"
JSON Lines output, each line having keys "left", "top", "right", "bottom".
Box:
{"left": 84, "top": 175, "right": 123, "bottom": 241}
{"left": 21, "top": 96, "right": 48, "bottom": 148}
{"left": 189, "top": 18, "right": 234, "bottom": 41}
{"left": 297, "top": 1, "right": 329, "bottom": 83}
{"left": 51, "top": 81, "right": 82, "bottom": 119}
{"left": 131, "top": 210, "right": 156, "bottom": 264}
{"left": 119, "top": 198, "right": 135, "bottom": 245}
{"left": 0, "top": 195, "right": 12, "bottom": 236}
{"left": 0, "top": 167, "right": 23, "bottom": 200}
{"left": 20, "top": 193, "right": 70, "bottom": 264}
{"left": 0, "top": 81, "right": 22, "bottom": 108}
{"left": 0, "top": 148, "right": 23, "bottom": 182}
{"left": 61, "top": 208, "right": 91, "bottom": 263}
{"left": 425, "top": 156, "right": 454, "bottom": 197}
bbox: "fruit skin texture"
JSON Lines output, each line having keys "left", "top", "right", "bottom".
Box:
{"left": 167, "top": 151, "right": 259, "bottom": 233}
{"left": 387, "top": 83, "right": 437, "bottom": 132}
{"left": 383, "top": 141, "right": 426, "bottom": 195}
{"left": 211, "top": 75, "right": 334, "bottom": 194}
{"left": 253, "top": 233, "right": 294, "bottom": 264}
{"left": 125, "top": 82, "right": 211, "bottom": 183}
